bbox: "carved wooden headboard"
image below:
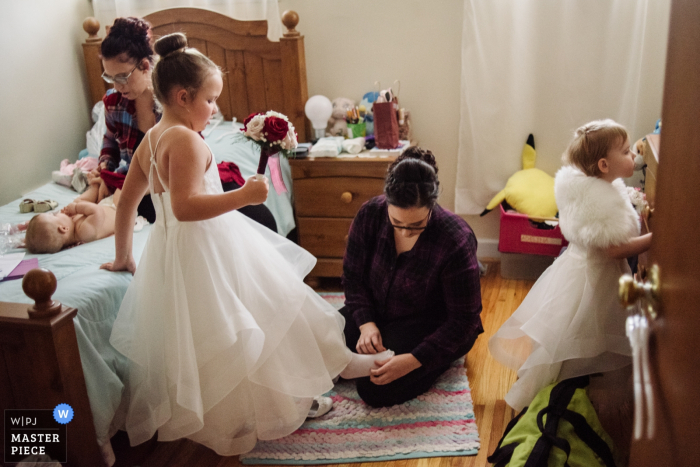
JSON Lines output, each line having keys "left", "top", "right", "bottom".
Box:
{"left": 81, "top": 8, "right": 309, "bottom": 141}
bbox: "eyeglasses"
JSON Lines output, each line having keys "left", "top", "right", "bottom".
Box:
{"left": 390, "top": 209, "right": 432, "bottom": 232}
{"left": 101, "top": 64, "right": 139, "bottom": 85}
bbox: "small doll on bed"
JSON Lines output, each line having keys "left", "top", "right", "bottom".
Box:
{"left": 24, "top": 180, "right": 121, "bottom": 254}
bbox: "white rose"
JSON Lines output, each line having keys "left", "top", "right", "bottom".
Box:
{"left": 244, "top": 115, "right": 266, "bottom": 140}
{"left": 266, "top": 110, "right": 288, "bottom": 121}
{"left": 281, "top": 124, "right": 298, "bottom": 150}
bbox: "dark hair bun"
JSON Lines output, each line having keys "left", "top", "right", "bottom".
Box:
{"left": 384, "top": 146, "right": 440, "bottom": 208}
{"left": 110, "top": 17, "right": 150, "bottom": 40}
{"left": 391, "top": 146, "right": 438, "bottom": 176}
{"left": 101, "top": 17, "right": 153, "bottom": 61}
{"left": 154, "top": 33, "right": 188, "bottom": 57}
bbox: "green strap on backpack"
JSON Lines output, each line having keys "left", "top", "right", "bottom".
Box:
{"left": 487, "top": 376, "right": 617, "bottom": 467}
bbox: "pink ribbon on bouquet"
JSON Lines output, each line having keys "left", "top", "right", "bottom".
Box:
{"left": 256, "top": 147, "right": 288, "bottom": 194}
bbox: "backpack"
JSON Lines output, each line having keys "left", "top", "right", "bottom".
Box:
{"left": 487, "top": 376, "right": 617, "bottom": 467}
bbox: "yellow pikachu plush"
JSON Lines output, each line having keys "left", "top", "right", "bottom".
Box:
{"left": 480, "top": 134, "right": 558, "bottom": 220}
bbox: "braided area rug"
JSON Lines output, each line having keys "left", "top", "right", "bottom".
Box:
{"left": 316, "top": 292, "right": 346, "bottom": 310}
{"left": 240, "top": 356, "right": 480, "bottom": 464}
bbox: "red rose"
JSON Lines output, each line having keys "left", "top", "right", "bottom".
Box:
{"left": 243, "top": 112, "right": 263, "bottom": 130}
{"left": 263, "top": 116, "right": 289, "bottom": 143}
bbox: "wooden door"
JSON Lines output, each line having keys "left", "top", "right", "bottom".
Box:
{"left": 629, "top": 1, "right": 700, "bottom": 465}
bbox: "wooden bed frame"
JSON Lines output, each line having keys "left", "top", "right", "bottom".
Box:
{"left": 0, "top": 9, "right": 309, "bottom": 466}
{"left": 82, "top": 8, "right": 310, "bottom": 141}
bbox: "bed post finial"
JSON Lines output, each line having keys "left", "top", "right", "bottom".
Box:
{"left": 22, "top": 268, "right": 62, "bottom": 319}
{"left": 82, "top": 16, "right": 109, "bottom": 110}
{"left": 83, "top": 17, "right": 101, "bottom": 43}
{"left": 282, "top": 10, "right": 300, "bottom": 37}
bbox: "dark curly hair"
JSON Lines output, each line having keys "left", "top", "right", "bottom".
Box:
{"left": 101, "top": 17, "right": 154, "bottom": 64}
{"left": 384, "top": 146, "right": 440, "bottom": 209}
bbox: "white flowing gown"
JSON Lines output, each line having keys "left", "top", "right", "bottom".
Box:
{"left": 110, "top": 127, "right": 352, "bottom": 455}
{"left": 489, "top": 166, "right": 639, "bottom": 411}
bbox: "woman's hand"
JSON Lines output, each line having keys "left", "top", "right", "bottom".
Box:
{"left": 90, "top": 162, "right": 108, "bottom": 179}
{"left": 240, "top": 176, "right": 269, "bottom": 206}
{"left": 100, "top": 256, "right": 136, "bottom": 275}
{"left": 370, "top": 353, "right": 422, "bottom": 385}
{"left": 357, "top": 322, "right": 386, "bottom": 354}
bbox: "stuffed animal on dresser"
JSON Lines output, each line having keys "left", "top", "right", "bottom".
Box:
{"left": 326, "top": 97, "right": 355, "bottom": 137}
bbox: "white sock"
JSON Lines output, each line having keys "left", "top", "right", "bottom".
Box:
{"left": 340, "top": 349, "right": 395, "bottom": 379}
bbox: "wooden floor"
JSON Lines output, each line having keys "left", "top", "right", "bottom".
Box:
{"left": 112, "top": 260, "right": 534, "bottom": 467}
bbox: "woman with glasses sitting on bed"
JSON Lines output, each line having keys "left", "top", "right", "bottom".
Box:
{"left": 94, "top": 17, "right": 277, "bottom": 231}
{"left": 340, "top": 147, "right": 484, "bottom": 407}
{"left": 93, "top": 16, "right": 160, "bottom": 223}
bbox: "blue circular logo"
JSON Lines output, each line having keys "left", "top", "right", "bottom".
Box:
{"left": 53, "top": 404, "right": 74, "bottom": 424}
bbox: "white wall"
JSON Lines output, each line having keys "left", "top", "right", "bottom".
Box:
{"left": 0, "top": 1, "right": 668, "bottom": 257}
{"left": 0, "top": 0, "right": 93, "bottom": 206}
{"left": 279, "top": 0, "right": 668, "bottom": 257}
{"left": 278, "top": 0, "right": 479, "bottom": 221}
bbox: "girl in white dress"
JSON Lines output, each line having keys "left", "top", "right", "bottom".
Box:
{"left": 489, "top": 119, "right": 652, "bottom": 412}
{"left": 101, "top": 32, "right": 389, "bottom": 456}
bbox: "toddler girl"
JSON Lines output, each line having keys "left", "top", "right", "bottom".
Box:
{"left": 102, "top": 32, "right": 388, "bottom": 456}
{"left": 489, "top": 119, "right": 652, "bottom": 412}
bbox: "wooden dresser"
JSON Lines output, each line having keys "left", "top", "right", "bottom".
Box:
{"left": 290, "top": 155, "right": 397, "bottom": 281}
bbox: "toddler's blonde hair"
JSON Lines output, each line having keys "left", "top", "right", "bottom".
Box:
{"left": 563, "top": 119, "right": 629, "bottom": 177}
{"left": 25, "top": 215, "right": 64, "bottom": 254}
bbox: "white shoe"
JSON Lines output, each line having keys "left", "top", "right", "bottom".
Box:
{"left": 307, "top": 396, "right": 333, "bottom": 418}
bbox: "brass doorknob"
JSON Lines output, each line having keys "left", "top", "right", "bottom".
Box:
{"left": 619, "top": 264, "right": 660, "bottom": 318}
{"left": 340, "top": 192, "right": 353, "bottom": 204}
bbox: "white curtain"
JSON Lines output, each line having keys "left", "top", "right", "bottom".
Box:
{"left": 455, "top": 0, "right": 671, "bottom": 214}
{"left": 91, "top": 0, "right": 283, "bottom": 42}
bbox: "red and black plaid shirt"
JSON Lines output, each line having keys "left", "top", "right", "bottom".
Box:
{"left": 99, "top": 89, "right": 161, "bottom": 174}
{"left": 342, "top": 195, "right": 484, "bottom": 371}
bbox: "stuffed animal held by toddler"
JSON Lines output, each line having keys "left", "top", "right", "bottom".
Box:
{"left": 480, "top": 134, "right": 558, "bottom": 220}
{"left": 326, "top": 97, "right": 355, "bottom": 137}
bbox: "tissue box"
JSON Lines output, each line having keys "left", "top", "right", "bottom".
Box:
{"left": 498, "top": 204, "right": 568, "bottom": 257}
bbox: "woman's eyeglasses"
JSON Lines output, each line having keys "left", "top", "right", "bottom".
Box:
{"left": 101, "top": 64, "right": 139, "bottom": 85}
{"left": 390, "top": 209, "right": 432, "bottom": 232}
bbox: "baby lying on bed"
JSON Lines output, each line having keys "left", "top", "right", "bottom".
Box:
{"left": 24, "top": 179, "right": 120, "bottom": 254}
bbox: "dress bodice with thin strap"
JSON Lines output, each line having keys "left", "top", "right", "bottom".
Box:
{"left": 147, "top": 126, "right": 222, "bottom": 228}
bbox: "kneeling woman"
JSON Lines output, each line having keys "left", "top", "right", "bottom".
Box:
{"left": 341, "top": 147, "right": 484, "bottom": 407}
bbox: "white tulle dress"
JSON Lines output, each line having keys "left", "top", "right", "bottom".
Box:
{"left": 489, "top": 166, "right": 639, "bottom": 411}
{"left": 110, "top": 127, "right": 352, "bottom": 455}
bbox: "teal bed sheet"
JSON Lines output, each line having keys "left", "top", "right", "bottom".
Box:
{"left": 204, "top": 123, "right": 296, "bottom": 237}
{"left": 0, "top": 182, "right": 150, "bottom": 445}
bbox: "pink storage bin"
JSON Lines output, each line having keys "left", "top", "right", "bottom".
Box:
{"left": 498, "top": 204, "right": 568, "bottom": 257}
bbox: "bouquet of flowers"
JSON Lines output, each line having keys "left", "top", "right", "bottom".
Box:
{"left": 242, "top": 111, "right": 298, "bottom": 193}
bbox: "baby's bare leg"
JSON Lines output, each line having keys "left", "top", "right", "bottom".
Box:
{"left": 76, "top": 183, "right": 100, "bottom": 203}
{"left": 97, "top": 179, "right": 110, "bottom": 203}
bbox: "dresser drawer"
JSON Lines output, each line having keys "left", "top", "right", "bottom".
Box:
{"left": 297, "top": 217, "right": 353, "bottom": 258}
{"left": 294, "top": 177, "right": 385, "bottom": 218}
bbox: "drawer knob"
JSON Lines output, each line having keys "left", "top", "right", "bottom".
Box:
{"left": 344, "top": 234, "right": 349, "bottom": 244}
{"left": 340, "top": 192, "right": 353, "bottom": 204}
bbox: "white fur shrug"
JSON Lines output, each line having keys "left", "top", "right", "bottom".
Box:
{"left": 555, "top": 165, "right": 640, "bottom": 249}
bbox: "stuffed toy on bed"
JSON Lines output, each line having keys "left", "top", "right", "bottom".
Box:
{"left": 480, "top": 134, "right": 558, "bottom": 220}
